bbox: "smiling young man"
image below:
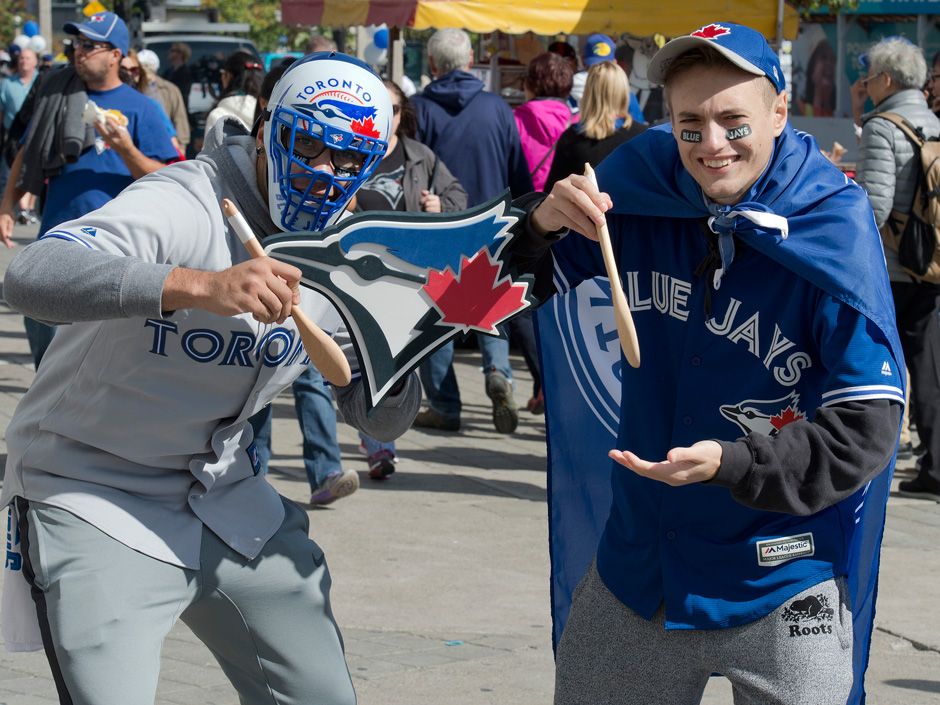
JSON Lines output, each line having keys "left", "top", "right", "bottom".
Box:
{"left": 508, "top": 22, "right": 904, "bottom": 705}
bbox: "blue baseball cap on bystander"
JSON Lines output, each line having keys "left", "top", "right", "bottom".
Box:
{"left": 647, "top": 22, "right": 785, "bottom": 93}
{"left": 582, "top": 34, "right": 616, "bottom": 68}
{"left": 64, "top": 12, "right": 129, "bottom": 56}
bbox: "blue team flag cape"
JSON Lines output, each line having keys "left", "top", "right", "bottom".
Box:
{"left": 540, "top": 123, "right": 904, "bottom": 704}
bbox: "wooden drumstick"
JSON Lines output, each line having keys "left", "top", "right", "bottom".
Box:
{"left": 221, "top": 198, "right": 352, "bottom": 386}
{"left": 583, "top": 163, "right": 640, "bottom": 368}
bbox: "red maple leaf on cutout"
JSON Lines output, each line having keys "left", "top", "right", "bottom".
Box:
{"left": 422, "top": 250, "right": 529, "bottom": 334}
{"left": 691, "top": 24, "right": 731, "bottom": 40}
{"left": 350, "top": 116, "right": 381, "bottom": 138}
{"left": 770, "top": 406, "right": 805, "bottom": 432}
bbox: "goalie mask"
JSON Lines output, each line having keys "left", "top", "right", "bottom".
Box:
{"left": 263, "top": 52, "right": 391, "bottom": 231}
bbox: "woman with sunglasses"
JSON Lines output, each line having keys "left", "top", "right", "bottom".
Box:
{"left": 122, "top": 50, "right": 184, "bottom": 159}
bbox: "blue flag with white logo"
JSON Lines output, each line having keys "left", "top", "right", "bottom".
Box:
{"left": 540, "top": 123, "right": 903, "bottom": 704}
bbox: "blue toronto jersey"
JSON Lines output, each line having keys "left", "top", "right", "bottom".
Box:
{"left": 552, "top": 214, "right": 902, "bottom": 629}
{"left": 541, "top": 123, "right": 904, "bottom": 703}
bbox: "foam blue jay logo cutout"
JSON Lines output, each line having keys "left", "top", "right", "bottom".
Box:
{"left": 264, "top": 194, "right": 536, "bottom": 409}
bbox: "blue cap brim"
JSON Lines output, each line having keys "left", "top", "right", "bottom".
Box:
{"left": 648, "top": 35, "right": 767, "bottom": 86}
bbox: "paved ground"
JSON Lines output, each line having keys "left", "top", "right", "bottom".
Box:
{"left": 0, "top": 220, "right": 938, "bottom": 704}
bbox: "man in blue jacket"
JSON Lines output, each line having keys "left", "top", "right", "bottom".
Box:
{"left": 410, "top": 28, "right": 533, "bottom": 434}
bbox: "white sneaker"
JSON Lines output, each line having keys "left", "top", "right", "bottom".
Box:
{"left": 309, "top": 469, "right": 360, "bottom": 505}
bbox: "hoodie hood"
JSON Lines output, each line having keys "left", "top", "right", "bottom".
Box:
{"left": 421, "top": 70, "right": 485, "bottom": 113}
{"left": 514, "top": 98, "right": 573, "bottom": 144}
{"left": 199, "top": 117, "right": 279, "bottom": 239}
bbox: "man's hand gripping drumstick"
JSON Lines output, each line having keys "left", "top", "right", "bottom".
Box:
{"left": 529, "top": 165, "right": 640, "bottom": 368}
{"left": 582, "top": 163, "right": 640, "bottom": 368}
{"left": 222, "top": 198, "right": 352, "bottom": 387}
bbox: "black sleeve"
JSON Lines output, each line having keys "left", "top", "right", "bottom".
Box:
{"left": 711, "top": 399, "right": 900, "bottom": 516}
{"left": 503, "top": 192, "right": 562, "bottom": 304}
{"left": 544, "top": 129, "right": 576, "bottom": 193}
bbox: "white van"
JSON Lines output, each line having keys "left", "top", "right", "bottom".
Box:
{"left": 141, "top": 26, "right": 261, "bottom": 151}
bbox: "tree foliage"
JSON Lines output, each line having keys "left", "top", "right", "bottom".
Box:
{"left": 788, "top": 0, "right": 860, "bottom": 13}
{"left": 204, "top": 0, "right": 289, "bottom": 52}
{"left": 0, "top": 0, "right": 27, "bottom": 48}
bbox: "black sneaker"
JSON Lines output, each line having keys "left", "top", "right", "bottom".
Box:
{"left": 897, "top": 476, "right": 940, "bottom": 502}
{"left": 897, "top": 442, "right": 914, "bottom": 460}
{"left": 413, "top": 408, "right": 460, "bottom": 432}
{"left": 485, "top": 371, "right": 518, "bottom": 434}
{"left": 367, "top": 449, "right": 396, "bottom": 480}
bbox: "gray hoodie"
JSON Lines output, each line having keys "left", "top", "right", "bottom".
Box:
{"left": 1, "top": 118, "right": 420, "bottom": 568}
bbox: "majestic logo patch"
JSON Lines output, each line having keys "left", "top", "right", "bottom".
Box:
{"left": 881, "top": 361, "right": 892, "bottom": 376}
{"left": 781, "top": 593, "right": 835, "bottom": 637}
{"left": 691, "top": 23, "right": 731, "bottom": 40}
{"left": 756, "top": 533, "right": 815, "bottom": 567}
{"left": 720, "top": 390, "right": 806, "bottom": 437}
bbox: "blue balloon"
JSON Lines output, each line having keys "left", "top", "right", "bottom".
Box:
{"left": 23, "top": 20, "right": 39, "bottom": 38}
{"left": 373, "top": 28, "right": 388, "bottom": 50}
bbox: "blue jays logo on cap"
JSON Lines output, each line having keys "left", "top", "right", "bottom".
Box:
{"left": 647, "top": 21, "right": 786, "bottom": 93}
{"left": 691, "top": 23, "right": 731, "bottom": 40}
{"left": 63, "top": 11, "right": 130, "bottom": 56}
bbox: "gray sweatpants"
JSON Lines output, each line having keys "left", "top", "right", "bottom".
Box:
{"left": 19, "top": 497, "right": 356, "bottom": 705}
{"left": 554, "top": 563, "right": 853, "bottom": 705}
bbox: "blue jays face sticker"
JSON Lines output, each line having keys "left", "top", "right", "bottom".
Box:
{"left": 726, "top": 125, "right": 752, "bottom": 141}
{"left": 680, "top": 129, "right": 702, "bottom": 143}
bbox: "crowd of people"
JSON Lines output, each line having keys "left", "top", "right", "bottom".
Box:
{"left": 0, "top": 18, "right": 651, "bottom": 506}
{"left": 0, "top": 12, "right": 937, "bottom": 705}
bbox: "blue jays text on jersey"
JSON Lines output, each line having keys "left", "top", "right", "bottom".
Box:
{"left": 622, "top": 268, "right": 813, "bottom": 387}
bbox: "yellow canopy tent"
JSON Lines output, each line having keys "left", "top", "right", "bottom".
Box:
{"left": 281, "top": 0, "right": 799, "bottom": 39}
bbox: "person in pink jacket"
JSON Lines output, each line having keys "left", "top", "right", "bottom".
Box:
{"left": 514, "top": 51, "right": 575, "bottom": 192}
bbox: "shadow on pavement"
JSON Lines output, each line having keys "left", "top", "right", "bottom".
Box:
{"left": 265, "top": 465, "right": 545, "bottom": 501}
{"left": 883, "top": 679, "right": 940, "bottom": 694}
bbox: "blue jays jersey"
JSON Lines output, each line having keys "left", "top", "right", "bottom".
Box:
{"left": 551, "top": 213, "right": 904, "bottom": 630}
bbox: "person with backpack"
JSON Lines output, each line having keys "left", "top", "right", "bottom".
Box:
{"left": 857, "top": 37, "right": 940, "bottom": 501}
